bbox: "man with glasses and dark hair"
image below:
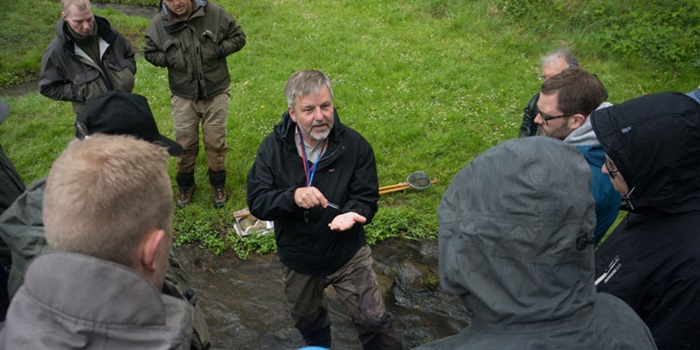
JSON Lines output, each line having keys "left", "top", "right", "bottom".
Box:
{"left": 591, "top": 92, "right": 700, "bottom": 349}
{"left": 518, "top": 48, "right": 579, "bottom": 138}
{"left": 534, "top": 66, "right": 620, "bottom": 244}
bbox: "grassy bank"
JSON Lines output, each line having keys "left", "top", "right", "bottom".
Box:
{"left": 1, "top": 0, "right": 698, "bottom": 257}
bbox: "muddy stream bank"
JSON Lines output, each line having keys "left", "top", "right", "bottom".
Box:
{"left": 174, "top": 238, "right": 470, "bottom": 349}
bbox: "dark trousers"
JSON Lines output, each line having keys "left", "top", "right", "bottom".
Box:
{"left": 283, "top": 245, "right": 404, "bottom": 350}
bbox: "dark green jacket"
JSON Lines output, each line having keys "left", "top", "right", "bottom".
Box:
{"left": 144, "top": 0, "right": 246, "bottom": 100}
{"left": 39, "top": 16, "right": 136, "bottom": 114}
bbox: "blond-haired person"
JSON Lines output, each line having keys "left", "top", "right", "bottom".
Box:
{"left": 0, "top": 135, "right": 192, "bottom": 348}
{"left": 0, "top": 91, "right": 211, "bottom": 349}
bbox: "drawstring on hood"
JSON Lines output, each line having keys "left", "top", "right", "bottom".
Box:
{"left": 590, "top": 92, "right": 700, "bottom": 215}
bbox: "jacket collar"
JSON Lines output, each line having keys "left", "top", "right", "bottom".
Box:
{"left": 59, "top": 16, "right": 116, "bottom": 51}
{"left": 160, "top": 0, "right": 207, "bottom": 22}
{"left": 23, "top": 252, "right": 175, "bottom": 324}
{"left": 276, "top": 108, "right": 343, "bottom": 155}
{"left": 564, "top": 101, "right": 612, "bottom": 147}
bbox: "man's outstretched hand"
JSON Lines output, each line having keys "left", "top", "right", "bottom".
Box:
{"left": 329, "top": 212, "right": 366, "bottom": 231}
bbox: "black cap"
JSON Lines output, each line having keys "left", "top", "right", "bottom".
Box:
{"left": 0, "top": 102, "right": 9, "bottom": 126}
{"left": 76, "top": 91, "right": 183, "bottom": 156}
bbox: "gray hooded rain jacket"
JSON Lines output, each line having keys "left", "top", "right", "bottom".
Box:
{"left": 416, "top": 137, "right": 656, "bottom": 349}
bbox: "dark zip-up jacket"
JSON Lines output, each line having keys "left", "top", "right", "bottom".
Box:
{"left": 144, "top": 0, "right": 245, "bottom": 101}
{"left": 246, "top": 110, "right": 379, "bottom": 275}
{"left": 39, "top": 16, "right": 136, "bottom": 114}
{"left": 591, "top": 92, "right": 700, "bottom": 349}
{"left": 519, "top": 92, "right": 539, "bottom": 138}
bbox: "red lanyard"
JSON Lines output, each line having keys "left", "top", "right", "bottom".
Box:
{"left": 298, "top": 127, "right": 327, "bottom": 187}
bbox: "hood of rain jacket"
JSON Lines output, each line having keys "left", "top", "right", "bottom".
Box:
{"left": 439, "top": 137, "right": 596, "bottom": 327}
{"left": 590, "top": 92, "right": 700, "bottom": 215}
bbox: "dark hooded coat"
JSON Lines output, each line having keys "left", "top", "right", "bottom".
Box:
{"left": 591, "top": 92, "right": 700, "bottom": 349}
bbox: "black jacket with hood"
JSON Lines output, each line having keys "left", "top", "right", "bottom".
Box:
{"left": 246, "top": 110, "right": 379, "bottom": 275}
{"left": 591, "top": 92, "right": 700, "bottom": 350}
{"left": 417, "top": 137, "right": 656, "bottom": 350}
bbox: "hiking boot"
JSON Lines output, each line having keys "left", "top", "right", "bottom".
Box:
{"left": 177, "top": 185, "right": 196, "bottom": 208}
{"left": 213, "top": 185, "right": 228, "bottom": 208}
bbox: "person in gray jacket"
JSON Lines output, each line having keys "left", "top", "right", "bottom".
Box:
{"left": 144, "top": 0, "right": 246, "bottom": 208}
{"left": 415, "top": 137, "right": 656, "bottom": 349}
{"left": 40, "top": 0, "right": 136, "bottom": 115}
{"left": 0, "top": 134, "right": 192, "bottom": 348}
{"left": 0, "top": 92, "right": 211, "bottom": 349}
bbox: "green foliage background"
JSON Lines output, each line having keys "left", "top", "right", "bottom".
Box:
{"left": 1, "top": 0, "right": 698, "bottom": 257}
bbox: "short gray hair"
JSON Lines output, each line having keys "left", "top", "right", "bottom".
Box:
{"left": 542, "top": 48, "right": 579, "bottom": 69}
{"left": 285, "top": 70, "right": 334, "bottom": 109}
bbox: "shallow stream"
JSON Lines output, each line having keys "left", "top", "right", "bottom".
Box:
{"left": 174, "top": 238, "right": 471, "bottom": 349}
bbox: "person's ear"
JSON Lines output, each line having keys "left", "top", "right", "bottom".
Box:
{"left": 141, "top": 228, "right": 166, "bottom": 271}
{"left": 569, "top": 114, "right": 586, "bottom": 129}
{"left": 288, "top": 106, "right": 297, "bottom": 123}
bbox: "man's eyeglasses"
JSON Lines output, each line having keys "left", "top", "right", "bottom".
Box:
{"left": 536, "top": 108, "right": 572, "bottom": 125}
{"left": 605, "top": 157, "right": 620, "bottom": 178}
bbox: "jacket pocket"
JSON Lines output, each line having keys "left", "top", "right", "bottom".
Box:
{"left": 72, "top": 69, "right": 102, "bottom": 102}
{"left": 164, "top": 39, "right": 188, "bottom": 71}
{"left": 105, "top": 64, "right": 135, "bottom": 93}
{"left": 199, "top": 30, "right": 224, "bottom": 66}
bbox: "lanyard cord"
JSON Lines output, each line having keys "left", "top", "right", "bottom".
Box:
{"left": 298, "top": 126, "right": 327, "bottom": 187}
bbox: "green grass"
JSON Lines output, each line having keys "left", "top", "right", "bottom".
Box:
{"left": 0, "top": 0, "right": 151, "bottom": 89}
{"left": 2, "top": 0, "right": 698, "bottom": 257}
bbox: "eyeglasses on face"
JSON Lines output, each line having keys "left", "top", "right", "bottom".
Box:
{"left": 536, "top": 108, "right": 572, "bottom": 125}
{"left": 605, "top": 156, "right": 620, "bottom": 178}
